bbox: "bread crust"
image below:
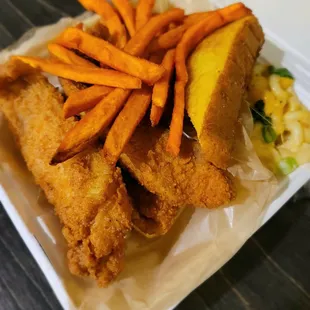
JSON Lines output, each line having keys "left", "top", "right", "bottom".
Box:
{"left": 186, "top": 16, "right": 264, "bottom": 169}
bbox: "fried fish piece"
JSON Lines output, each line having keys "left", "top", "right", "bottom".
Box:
{"left": 123, "top": 172, "right": 182, "bottom": 237}
{"left": 0, "top": 74, "right": 132, "bottom": 286}
{"left": 120, "top": 125, "right": 235, "bottom": 208}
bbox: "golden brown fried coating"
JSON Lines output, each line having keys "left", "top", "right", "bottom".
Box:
{"left": 120, "top": 125, "right": 235, "bottom": 208}
{"left": 124, "top": 173, "right": 182, "bottom": 237}
{"left": 59, "top": 77, "right": 88, "bottom": 97}
{"left": 0, "top": 74, "right": 132, "bottom": 286}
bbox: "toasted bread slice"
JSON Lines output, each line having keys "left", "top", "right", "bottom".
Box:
{"left": 186, "top": 16, "right": 264, "bottom": 168}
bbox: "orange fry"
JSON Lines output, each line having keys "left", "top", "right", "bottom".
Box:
{"left": 124, "top": 8, "right": 184, "bottom": 56}
{"left": 149, "top": 25, "right": 186, "bottom": 53}
{"left": 135, "top": 0, "right": 155, "bottom": 30}
{"left": 63, "top": 85, "right": 113, "bottom": 118}
{"left": 48, "top": 43, "right": 97, "bottom": 68}
{"left": 183, "top": 12, "right": 212, "bottom": 26}
{"left": 167, "top": 3, "right": 252, "bottom": 155}
{"left": 78, "top": 0, "right": 127, "bottom": 48}
{"left": 14, "top": 56, "right": 141, "bottom": 89}
{"left": 149, "top": 12, "right": 212, "bottom": 53}
{"left": 149, "top": 52, "right": 165, "bottom": 126}
{"left": 102, "top": 85, "right": 152, "bottom": 165}
{"left": 112, "top": 0, "right": 136, "bottom": 37}
{"left": 219, "top": 2, "right": 252, "bottom": 21}
{"left": 150, "top": 104, "right": 164, "bottom": 127}
{"left": 152, "top": 49, "right": 175, "bottom": 108}
{"left": 56, "top": 28, "right": 165, "bottom": 85}
{"left": 168, "top": 22, "right": 179, "bottom": 30}
{"left": 51, "top": 88, "right": 131, "bottom": 164}
{"left": 166, "top": 81, "right": 186, "bottom": 155}
{"left": 52, "top": 8, "right": 184, "bottom": 164}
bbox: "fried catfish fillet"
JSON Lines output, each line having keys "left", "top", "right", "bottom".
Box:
{"left": 0, "top": 74, "right": 132, "bottom": 286}
{"left": 123, "top": 172, "right": 182, "bottom": 237}
{"left": 120, "top": 125, "right": 235, "bottom": 208}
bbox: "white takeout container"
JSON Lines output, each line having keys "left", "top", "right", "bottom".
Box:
{"left": 1, "top": 1, "right": 310, "bottom": 309}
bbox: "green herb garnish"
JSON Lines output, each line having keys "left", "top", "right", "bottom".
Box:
{"left": 268, "top": 66, "right": 294, "bottom": 79}
{"left": 278, "top": 157, "right": 299, "bottom": 175}
{"left": 262, "top": 125, "right": 277, "bottom": 143}
{"left": 251, "top": 100, "right": 278, "bottom": 143}
{"left": 251, "top": 100, "right": 272, "bottom": 126}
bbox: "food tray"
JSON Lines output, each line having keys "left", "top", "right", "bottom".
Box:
{"left": 1, "top": 1, "right": 310, "bottom": 309}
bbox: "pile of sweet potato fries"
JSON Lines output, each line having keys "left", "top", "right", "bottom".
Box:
{"left": 12, "top": 0, "right": 252, "bottom": 165}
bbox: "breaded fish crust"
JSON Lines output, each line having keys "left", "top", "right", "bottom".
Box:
{"left": 120, "top": 125, "right": 235, "bottom": 209}
{"left": 0, "top": 74, "right": 132, "bottom": 286}
{"left": 123, "top": 173, "right": 182, "bottom": 237}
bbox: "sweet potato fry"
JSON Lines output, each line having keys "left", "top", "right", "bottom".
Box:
{"left": 150, "top": 104, "right": 164, "bottom": 127}
{"left": 149, "top": 52, "right": 165, "bottom": 126}
{"left": 55, "top": 28, "right": 165, "bottom": 85}
{"left": 52, "top": 9, "right": 184, "bottom": 163}
{"left": 166, "top": 81, "right": 186, "bottom": 155}
{"left": 63, "top": 85, "right": 113, "bottom": 118}
{"left": 152, "top": 49, "right": 175, "bottom": 108}
{"left": 112, "top": 0, "right": 135, "bottom": 37}
{"left": 149, "top": 12, "right": 212, "bottom": 53}
{"left": 183, "top": 12, "right": 212, "bottom": 26}
{"left": 78, "top": 0, "right": 127, "bottom": 48}
{"left": 14, "top": 56, "right": 141, "bottom": 89}
{"left": 168, "top": 22, "right": 179, "bottom": 30}
{"left": 124, "top": 8, "right": 184, "bottom": 56}
{"left": 149, "top": 25, "right": 186, "bottom": 53}
{"left": 135, "top": 0, "right": 155, "bottom": 30}
{"left": 220, "top": 2, "right": 252, "bottom": 21}
{"left": 51, "top": 88, "right": 131, "bottom": 165}
{"left": 48, "top": 43, "right": 97, "bottom": 68}
{"left": 102, "top": 85, "right": 152, "bottom": 165}
{"left": 167, "top": 3, "right": 252, "bottom": 155}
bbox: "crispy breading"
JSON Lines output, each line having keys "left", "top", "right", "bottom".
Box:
{"left": 0, "top": 74, "right": 132, "bottom": 286}
{"left": 124, "top": 172, "right": 182, "bottom": 237}
{"left": 120, "top": 125, "right": 235, "bottom": 208}
{"left": 59, "top": 77, "right": 88, "bottom": 97}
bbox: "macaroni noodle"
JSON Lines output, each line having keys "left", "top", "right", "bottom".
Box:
{"left": 249, "top": 64, "right": 310, "bottom": 175}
